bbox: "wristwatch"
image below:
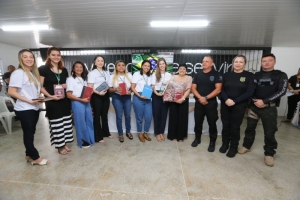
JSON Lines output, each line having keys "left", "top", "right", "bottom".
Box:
{"left": 205, "top": 96, "right": 208, "bottom": 100}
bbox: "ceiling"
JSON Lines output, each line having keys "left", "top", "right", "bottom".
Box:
{"left": 0, "top": 0, "right": 299, "bottom": 49}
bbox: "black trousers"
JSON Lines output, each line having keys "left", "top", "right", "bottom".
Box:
{"left": 242, "top": 104, "right": 278, "bottom": 156}
{"left": 91, "top": 92, "right": 110, "bottom": 142}
{"left": 287, "top": 95, "right": 300, "bottom": 120}
{"left": 14, "top": 109, "right": 40, "bottom": 160}
{"left": 152, "top": 93, "right": 169, "bottom": 135}
{"left": 221, "top": 101, "right": 247, "bottom": 150}
{"left": 194, "top": 99, "right": 218, "bottom": 141}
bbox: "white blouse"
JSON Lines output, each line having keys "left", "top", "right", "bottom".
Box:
{"left": 151, "top": 72, "right": 172, "bottom": 90}
{"left": 9, "top": 69, "right": 40, "bottom": 111}
{"left": 131, "top": 72, "right": 152, "bottom": 92}
{"left": 87, "top": 69, "right": 110, "bottom": 89}
{"left": 66, "top": 76, "right": 87, "bottom": 98}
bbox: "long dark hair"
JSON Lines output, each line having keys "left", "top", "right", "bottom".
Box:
{"left": 92, "top": 55, "right": 106, "bottom": 70}
{"left": 71, "top": 61, "right": 88, "bottom": 81}
{"left": 139, "top": 60, "right": 151, "bottom": 77}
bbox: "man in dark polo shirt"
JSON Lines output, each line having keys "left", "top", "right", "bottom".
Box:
{"left": 191, "top": 56, "right": 222, "bottom": 152}
{"left": 238, "top": 53, "right": 288, "bottom": 167}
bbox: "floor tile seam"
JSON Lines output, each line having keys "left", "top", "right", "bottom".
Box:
{"left": 90, "top": 188, "right": 190, "bottom": 197}
{"left": 176, "top": 141, "right": 189, "bottom": 197}
{"left": 0, "top": 179, "right": 95, "bottom": 191}
{"left": 239, "top": 155, "right": 282, "bottom": 197}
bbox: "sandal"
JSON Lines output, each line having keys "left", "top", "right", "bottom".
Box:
{"left": 58, "top": 148, "right": 68, "bottom": 155}
{"left": 138, "top": 133, "right": 145, "bottom": 143}
{"left": 126, "top": 132, "right": 133, "bottom": 140}
{"left": 31, "top": 158, "right": 50, "bottom": 166}
{"left": 108, "top": 135, "right": 114, "bottom": 139}
{"left": 64, "top": 145, "right": 71, "bottom": 152}
{"left": 119, "top": 135, "right": 124, "bottom": 143}
{"left": 99, "top": 140, "right": 106, "bottom": 144}
{"left": 143, "top": 133, "right": 151, "bottom": 141}
{"left": 156, "top": 135, "right": 162, "bottom": 142}
{"left": 160, "top": 134, "right": 165, "bottom": 141}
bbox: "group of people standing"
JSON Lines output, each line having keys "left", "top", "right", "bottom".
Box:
{"left": 7, "top": 47, "right": 288, "bottom": 167}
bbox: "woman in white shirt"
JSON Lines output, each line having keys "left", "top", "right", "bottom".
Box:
{"left": 8, "top": 49, "right": 49, "bottom": 166}
{"left": 151, "top": 58, "right": 172, "bottom": 142}
{"left": 131, "top": 60, "right": 153, "bottom": 142}
{"left": 108, "top": 60, "right": 132, "bottom": 143}
{"left": 66, "top": 61, "right": 95, "bottom": 148}
{"left": 87, "top": 55, "right": 112, "bottom": 143}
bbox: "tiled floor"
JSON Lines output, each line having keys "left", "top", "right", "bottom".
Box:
{"left": 0, "top": 114, "right": 299, "bottom": 200}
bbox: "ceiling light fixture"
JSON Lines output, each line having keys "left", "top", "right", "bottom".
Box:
{"left": 150, "top": 20, "right": 209, "bottom": 28}
{"left": 182, "top": 49, "right": 211, "bottom": 54}
{"left": 2, "top": 25, "right": 50, "bottom": 31}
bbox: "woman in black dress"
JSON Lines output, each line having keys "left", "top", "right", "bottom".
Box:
{"left": 39, "top": 47, "right": 74, "bottom": 155}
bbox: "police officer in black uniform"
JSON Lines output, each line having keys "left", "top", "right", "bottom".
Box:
{"left": 284, "top": 68, "right": 300, "bottom": 122}
{"left": 220, "top": 55, "right": 255, "bottom": 158}
{"left": 238, "top": 53, "right": 288, "bottom": 167}
{"left": 191, "top": 56, "right": 222, "bottom": 152}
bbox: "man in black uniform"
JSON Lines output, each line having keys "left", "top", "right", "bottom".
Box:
{"left": 191, "top": 56, "right": 222, "bottom": 152}
{"left": 238, "top": 53, "right": 288, "bottom": 167}
{"left": 284, "top": 68, "right": 300, "bottom": 122}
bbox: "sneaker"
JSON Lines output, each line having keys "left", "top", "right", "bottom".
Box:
{"left": 238, "top": 147, "right": 250, "bottom": 154}
{"left": 82, "top": 141, "right": 90, "bottom": 148}
{"left": 264, "top": 156, "right": 274, "bottom": 167}
{"left": 226, "top": 149, "right": 237, "bottom": 158}
{"left": 219, "top": 145, "right": 229, "bottom": 153}
{"left": 191, "top": 138, "right": 201, "bottom": 147}
{"left": 208, "top": 142, "right": 215, "bottom": 152}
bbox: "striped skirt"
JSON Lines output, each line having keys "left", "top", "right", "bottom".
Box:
{"left": 45, "top": 98, "right": 74, "bottom": 148}
{"left": 49, "top": 115, "right": 74, "bottom": 148}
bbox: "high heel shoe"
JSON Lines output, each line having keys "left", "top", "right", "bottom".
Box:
{"left": 31, "top": 159, "right": 50, "bottom": 166}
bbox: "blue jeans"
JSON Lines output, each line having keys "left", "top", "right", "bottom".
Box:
{"left": 111, "top": 93, "right": 131, "bottom": 135}
{"left": 132, "top": 93, "right": 152, "bottom": 133}
{"left": 71, "top": 101, "right": 95, "bottom": 148}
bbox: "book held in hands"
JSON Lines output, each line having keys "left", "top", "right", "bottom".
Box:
{"left": 80, "top": 86, "right": 93, "bottom": 99}
{"left": 141, "top": 85, "right": 153, "bottom": 99}
{"left": 96, "top": 82, "right": 109, "bottom": 92}
{"left": 53, "top": 84, "right": 65, "bottom": 98}
{"left": 119, "top": 83, "right": 127, "bottom": 95}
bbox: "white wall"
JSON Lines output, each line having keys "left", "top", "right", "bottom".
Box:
{"left": 0, "top": 43, "right": 22, "bottom": 72}
{"left": 271, "top": 47, "right": 300, "bottom": 116}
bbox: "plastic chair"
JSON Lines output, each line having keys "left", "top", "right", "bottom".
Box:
{"left": 0, "top": 113, "right": 9, "bottom": 134}
{"left": 0, "top": 96, "right": 16, "bottom": 134}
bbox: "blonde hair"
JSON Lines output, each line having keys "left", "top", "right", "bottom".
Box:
{"left": 18, "top": 49, "right": 40, "bottom": 88}
{"left": 232, "top": 55, "right": 247, "bottom": 71}
{"left": 112, "top": 60, "right": 131, "bottom": 87}
{"left": 155, "top": 58, "right": 168, "bottom": 82}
